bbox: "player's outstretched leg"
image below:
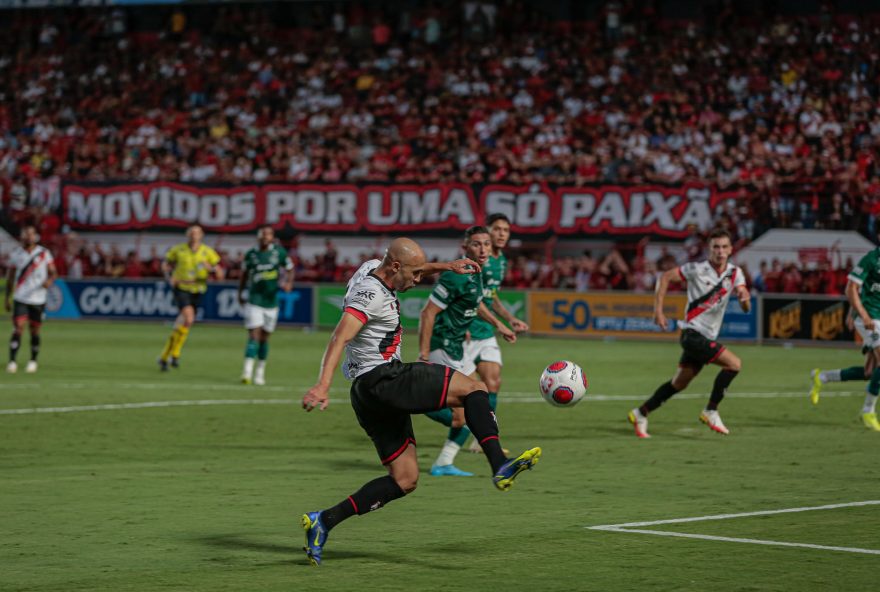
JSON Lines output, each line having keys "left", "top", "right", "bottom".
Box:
{"left": 629, "top": 380, "right": 680, "bottom": 438}
{"left": 699, "top": 368, "right": 737, "bottom": 435}
{"left": 861, "top": 368, "right": 880, "bottom": 431}
{"left": 810, "top": 367, "right": 866, "bottom": 405}
{"left": 302, "top": 458, "right": 411, "bottom": 566}
{"left": 459, "top": 387, "right": 540, "bottom": 491}
{"left": 7, "top": 330, "right": 21, "bottom": 374}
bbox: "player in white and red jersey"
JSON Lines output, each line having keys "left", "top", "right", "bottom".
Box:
{"left": 4, "top": 226, "right": 57, "bottom": 374}
{"left": 298, "top": 238, "right": 541, "bottom": 566}
{"left": 628, "top": 229, "right": 750, "bottom": 438}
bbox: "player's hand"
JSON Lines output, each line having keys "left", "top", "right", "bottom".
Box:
{"left": 862, "top": 316, "right": 875, "bottom": 331}
{"left": 449, "top": 258, "right": 481, "bottom": 274}
{"left": 739, "top": 297, "right": 751, "bottom": 313}
{"left": 511, "top": 319, "right": 529, "bottom": 332}
{"left": 654, "top": 310, "right": 669, "bottom": 331}
{"left": 498, "top": 325, "right": 517, "bottom": 344}
{"left": 302, "top": 384, "right": 330, "bottom": 412}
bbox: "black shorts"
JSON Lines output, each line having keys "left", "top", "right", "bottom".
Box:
{"left": 350, "top": 359, "right": 454, "bottom": 465}
{"left": 173, "top": 288, "right": 203, "bottom": 310}
{"left": 12, "top": 301, "right": 45, "bottom": 324}
{"left": 679, "top": 329, "right": 726, "bottom": 369}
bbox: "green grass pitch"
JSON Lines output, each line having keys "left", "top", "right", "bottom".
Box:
{"left": 1, "top": 319, "right": 878, "bottom": 591}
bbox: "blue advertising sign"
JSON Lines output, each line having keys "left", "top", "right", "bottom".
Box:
{"left": 718, "top": 297, "right": 757, "bottom": 340}
{"left": 46, "top": 279, "right": 312, "bottom": 325}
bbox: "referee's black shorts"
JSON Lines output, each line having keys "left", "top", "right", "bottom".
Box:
{"left": 173, "top": 288, "right": 203, "bottom": 310}
{"left": 350, "top": 360, "right": 454, "bottom": 465}
{"left": 679, "top": 328, "right": 726, "bottom": 370}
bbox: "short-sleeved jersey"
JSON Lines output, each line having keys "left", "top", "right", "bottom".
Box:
{"left": 165, "top": 242, "right": 221, "bottom": 294}
{"left": 678, "top": 260, "right": 746, "bottom": 340}
{"left": 848, "top": 248, "right": 880, "bottom": 319}
{"left": 242, "top": 245, "right": 293, "bottom": 308}
{"left": 428, "top": 271, "right": 484, "bottom": 360}
{"left": 9, "top": 245, "right": 54, "bottom": 305}
{"left": 469, "top": 252, "right": 507, "bottom": 340}
{"left": 342, "top": 260, "right": 402, "bottom": 380}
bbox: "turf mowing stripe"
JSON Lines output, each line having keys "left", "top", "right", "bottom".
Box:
{"left": 588, "top": 500, "right": 880, "bottom": 556}
{"left": 0, "top": 391, "right": 862, "bottom": 415}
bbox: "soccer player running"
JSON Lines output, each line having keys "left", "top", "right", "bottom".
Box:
{"left": 464, "top": 213, "right": 529, "bottom": 453}
{"left": 238, "top": 225, "right": 294, "bottom": 385}
{"left": 809, "top": 246, "right": 880, "bottom": 431}
{"left": 628, "top": 228, "right": 750, "bottom": 438}
{"left": 158, "top": 225, "right": 224, "bottom": 371}
{"left": 5, "top": 225, "right": 57, "bottom": 374}
{"left": 418, "top": 226, "right": 517, "bottom": 476}
{"left": 300, "top": 238, "right": 540, "bottom": 566}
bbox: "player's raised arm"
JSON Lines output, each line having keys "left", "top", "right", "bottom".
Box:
{"left": 423, "top": 258, "right": 481, "bottom": 276}
{"left": 302, "top": 312, "right": 364, "bottom": 412}
{"left": 653, "top": 267, "right": 683, "bottom": 331}
{"left": 478, "top": 302, "right": 516, "bottom": 343}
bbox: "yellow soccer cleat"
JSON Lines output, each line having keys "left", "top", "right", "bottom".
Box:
{"left": 861, "top": 412, "right": 880, "bottom": 431}
{"left": 809, "top": 368, "right": 822, "bottom": 405}
{"left": 493, "top": 447, "right": 541, "bottom": 491}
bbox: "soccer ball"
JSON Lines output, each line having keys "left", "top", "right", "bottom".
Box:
{"left": 539, "top": 361, "right": 588, "bottom": 407}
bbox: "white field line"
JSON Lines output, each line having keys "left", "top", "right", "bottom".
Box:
{"left": 0, "top": 387, "right": 862, "bottom": 416}
{"left": 588, "top": 500, "right": 880, "bottom": 556}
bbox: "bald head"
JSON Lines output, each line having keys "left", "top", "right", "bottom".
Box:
{"left": 385, "top": 237, "right": 426, "bottom": 267}
{"left": 375, "top": 237, "right": 427, "bottom": 292}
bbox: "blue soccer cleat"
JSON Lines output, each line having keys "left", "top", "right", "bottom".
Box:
{"left": 493, "top": 447, "right": 541, "bottom": 491}
{"left": 429, "top": 464, "right": 474, "bottom": 477}
{"left": 301, "top": 511, "right": 328, "bottom": 566}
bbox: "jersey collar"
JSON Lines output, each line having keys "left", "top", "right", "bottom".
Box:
{"left": 368, "top": 271, "right": 395, "bottom": 294}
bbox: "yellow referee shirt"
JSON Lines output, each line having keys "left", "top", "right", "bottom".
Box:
{"left": 165, "top": 243, "right": 221, "bottom": 294}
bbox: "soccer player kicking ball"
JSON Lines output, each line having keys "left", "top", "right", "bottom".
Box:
{"left": 158, "top": 225, "right": 224, "bottom": 371}
{"left": 418, "top": 226, "right": 517, "bottom": 477}
{"left": 464, "top": 213, "right": 529, "bottom": 454}
{"left": 300, "top": 238, "right": 541, "bottom": 566}
{"left": 809, "top": 246, "right": 880, "bottom": 431}
{"left": 5, "top": 226, "right": 57, "bottom": 374}
{"left": 628, "top": 229, "right": 750, "bottom": 438}
{"left": 238, "top": 225, "right": 294, "bottom": 385}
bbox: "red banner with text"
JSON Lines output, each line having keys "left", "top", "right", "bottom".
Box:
{"left": 61, "top": 182, "right": 738, "bottom": 237}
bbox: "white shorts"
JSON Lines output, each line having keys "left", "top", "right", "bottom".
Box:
{"left": 428, "top": 348, "right": 465, "bottom": 373}
{"left": 244, "top": 303, "right": 280, "bottom": 333}
{"left": 854, "top": 317, "right": 880, "bottom": 351}
{"left": 461, "top": 336, "right": 503, "bottom": 376}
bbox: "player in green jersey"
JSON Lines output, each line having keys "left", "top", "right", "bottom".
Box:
{"left": 238, "top": 225, "right": 294, "bottom": 385}
{"left": 464, "top": 213, "right": 529, "bottom": 452}
{"left": 418, "top": 225, "right": 516, "bottom": 476}
{"left": 809, "top": 246, "right": 880, "bottom": 430}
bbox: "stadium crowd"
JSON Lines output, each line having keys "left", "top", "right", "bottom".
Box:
{"left": 0, "top": 1, "right": 877, "bottom": 293}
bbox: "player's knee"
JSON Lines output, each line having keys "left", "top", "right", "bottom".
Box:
{"left": 395, "top": 474, "right": 418, "bottom": 494}
{"left": 487, "top": 376, "right": 501, "bottom": 393}
{"left": 470, "top": 379, "right": 488, "bottom": 393}
{"left": 726, "top": 359, "right": 742, "bottom": 373}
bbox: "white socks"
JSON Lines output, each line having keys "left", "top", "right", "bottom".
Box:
{"left": 819, "top": 370, "right": 840, "bottom": 383}
{"left": 434, "top": 440, "right": 461, "bottom": 467}
{"left": 242, "top": 357, "right": 255, "bottom": 379}
{"left": 862, "top": 393, "right": 878, "bottom": 414}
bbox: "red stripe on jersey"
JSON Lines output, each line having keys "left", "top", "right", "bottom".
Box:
{"left": 343, "top": 307, "right": 368, "bottom": 324}
{"left": 677, "top": 267, "right": 687, "bottom": 282}
{"left": 380, "top": 325, "right": 402, "bottom": 360}
{"left": 438, "top": 366, "right": 451, "bottom": 409}
{"left": 16, "top": 251, "right": 47, "bottom": 290}
{"left": 381, "top": 437, "right": 415, "bottom": 465}
{"left": 686, "top": 287, "right": 728, "bottom": 321}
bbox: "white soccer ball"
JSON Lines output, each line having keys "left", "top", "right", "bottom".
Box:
{"left": 539, "top": 360, "right": 588, "bottom": 407}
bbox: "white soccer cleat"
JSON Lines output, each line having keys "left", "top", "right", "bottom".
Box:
{"left": 627, "top": 408, "right": 651, "bottom": 438}
{"left": 25, "top": 361, "right": 38, "bottom": 374}
{"left": 6, "top": 361, "right": 17, "bottom": 374}
{"left": 254, "top": 368, "right": 266, "bottom": 386}
{"left": 699, "top": 410, "right": 730, "bottom": 435}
